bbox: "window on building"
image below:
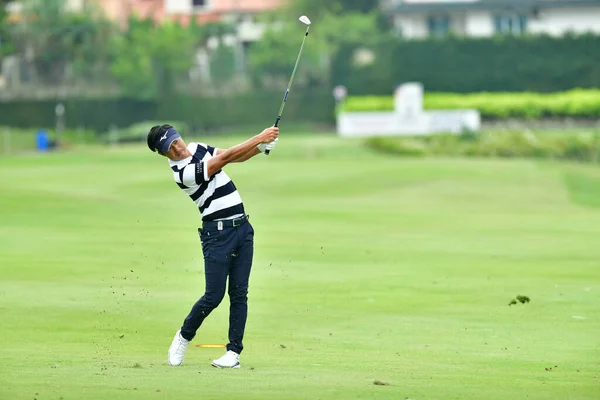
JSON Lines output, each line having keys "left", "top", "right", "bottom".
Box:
{"left": 494, "top": 14, "right": 528, "bottom": 35}
{"left": 192, "top": 0, "right": 207, "bottom": 7}
{"left": 427, "top": 15, "right": 451, "bottom": 38}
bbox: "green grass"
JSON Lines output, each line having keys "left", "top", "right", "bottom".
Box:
{"left": 1, "top": 134, "right": 599, "bottom": 400}
{"left": 563, "top": 169, "right": 600, "bottom": 208}
{"left": 0, "top": 122, "right": 327, "bottom": 154}
{"left": 0, "top": 127, "right": 97, "bottom": 154}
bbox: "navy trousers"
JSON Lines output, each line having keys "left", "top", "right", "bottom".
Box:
{"left": 180, "top": 218, "right": 254, "bottom": 355}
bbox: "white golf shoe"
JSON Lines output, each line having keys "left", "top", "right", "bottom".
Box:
{"left": 211, "top": 350, "right": 240, "bottom": 369}
{"left": 168, "top": 330, "right": 190, "bottom": 366}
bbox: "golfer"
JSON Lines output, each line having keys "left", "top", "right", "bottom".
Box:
{"left": 147, "top": 124, "right": 279, "bottom": 368}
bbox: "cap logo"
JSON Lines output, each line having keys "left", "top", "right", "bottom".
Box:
{"left": 160, "top": 132, "right": 168, "bottom": 141}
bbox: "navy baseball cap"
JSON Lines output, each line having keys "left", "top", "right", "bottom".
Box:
{"left": 154, "top": 127, "right": 181, "bottom": 153}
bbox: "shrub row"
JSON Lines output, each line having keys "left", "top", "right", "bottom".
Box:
{"left": 0, "top": 89, "right": 335, "bottom": 133}
{"left": 340, "top": 89, "right": 600, "bottom": 120}
{"left": 364, "top": 130, "right": 600, "bottom": 163}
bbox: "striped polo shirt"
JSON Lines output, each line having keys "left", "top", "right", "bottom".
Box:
{"left": 169, "top": 142, "right": 245, "bottom": 221}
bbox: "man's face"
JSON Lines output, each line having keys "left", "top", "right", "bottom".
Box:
{"left": 160, "top": 137, "right": 188, "bottom": 160}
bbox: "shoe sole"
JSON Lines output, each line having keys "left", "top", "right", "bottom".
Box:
{"left": 211, "top": 362, "right": 240, "bottom": 369}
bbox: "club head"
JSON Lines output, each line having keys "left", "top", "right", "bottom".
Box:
{"left": 299, "top": 15, "right": 311, "bottom": 25}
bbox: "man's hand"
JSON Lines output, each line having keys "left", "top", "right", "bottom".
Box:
{"left": 258, "top": 138, "right": 278, "bottom": 154}
{"left": 206, "top": 126, "right": 280, "bottom": 175}
{"left": 258, "top": 127, "right": 279, "bottom": 144}
{"left": 257, "top": 127, "right": 279, "bottom": 154}
{"left": 266, "top": 138, "right": 278, "bottom": 152}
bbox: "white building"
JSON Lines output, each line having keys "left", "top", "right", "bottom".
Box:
{"left": 381, "top": 0, "right": 600, "bottom": 38}
{"left": 164, "top": 0, "right": 283, "bottom": 42}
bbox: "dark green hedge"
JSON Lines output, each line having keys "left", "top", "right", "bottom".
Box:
{"left": 0, "top": 98, "right": 156, "bottom": 132}
{"left": 157, "top": 90, "right": 335, "bottom": 132}
{"left": 0, "top": 90, "right": 335, "bottom": 133}
{"left": 332, "top": 33, "right": 600, "bottom": 94}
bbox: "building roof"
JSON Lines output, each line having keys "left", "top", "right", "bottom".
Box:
{"left": 210, "top": 0, "right": 284, "bottom": 13}
{"left": 383, "top": 0, "right": 600, "bottom": 14}
{"left": 4, "top": 0, "right": 286, "bottom": 25}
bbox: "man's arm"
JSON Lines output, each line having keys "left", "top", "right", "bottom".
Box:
{"left": 214, "top": 147, "right": 261, "bottom": 163}
{"left": 175, "top": 129, "right": 278, "bottom": 188}
{"left": 215, "top": 137, "right": 278, "bottom": 163}
{"left": 205, "top": 127, "right": 278, "bottom": 177}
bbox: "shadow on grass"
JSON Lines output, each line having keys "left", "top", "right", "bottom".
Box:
{"left": 563, "top": 171, "right": 600, "bottom": 208}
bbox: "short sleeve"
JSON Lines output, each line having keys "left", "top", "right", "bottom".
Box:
{"left": 196, "top": 160, "right": 209, "bottom": 183}
{"left": 174, "top": 161, "right": 208, "bottom": 187}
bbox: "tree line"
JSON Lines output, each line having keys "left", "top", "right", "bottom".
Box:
{"left": 1, "top": 0, "right": 598, "bottom": 101}
{"left": 0, "top": 0, "right": 385, "bottom": 99}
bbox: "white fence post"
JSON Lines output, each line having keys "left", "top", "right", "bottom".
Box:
{"left": 109, "top": 124, "right": 119, "bottom": 148}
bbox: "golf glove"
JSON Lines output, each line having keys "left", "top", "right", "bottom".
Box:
{"left": 258, "top": 138, "right": 278, "bottom": 153}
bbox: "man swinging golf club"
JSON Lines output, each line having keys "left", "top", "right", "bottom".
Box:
{"left": 147, "top": 124, "right": 278, "bottom": 368}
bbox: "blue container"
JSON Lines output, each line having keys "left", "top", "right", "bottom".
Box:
{"left": 36, "top": 130, "right": 49, "bottom": 152}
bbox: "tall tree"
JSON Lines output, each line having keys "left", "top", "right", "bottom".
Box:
{"left": 10, "top": 0, "right": 115, "bottom": 85}
{"left": 286, "top": 0, "right": 380, "bottom": 20}
{"left": 0, "top": 0, "right": 14, "bottom": 57}
{"left": 285, "top": 0, "right": 391, "bottom": 32}
{"left": 247, "top": 9, "right": 384, "bottom": 89}
{"left": 68, "top": 3, "right": 115, "bottom": 85}
{"left": 246, "top": 16, "right": 327, "bottom": 90}
{"left": 109, "top": 16, "right": 198, "bottom": 99}
{"left": 191, "top": 20, "right": 239, "bottom": 87}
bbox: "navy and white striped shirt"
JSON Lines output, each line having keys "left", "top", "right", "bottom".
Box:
{"left": 169, "top": 142, "right": 245, "bottom": 221}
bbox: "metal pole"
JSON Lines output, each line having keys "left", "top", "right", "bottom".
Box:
{"left": 109, "top": 124, "right": 119, "bottom": 149}
{"left": 56, "top": 103, "right": 65, "bottom": 148}
{"left": 76, "top": 125, "right": 83, "bottom": 145}
{"left": 4, "top": 126, "right": 10, "bottom": 155}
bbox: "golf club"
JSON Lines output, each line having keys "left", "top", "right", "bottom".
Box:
{"left": 266, "top": 15, "right": 312, "bottom": 155}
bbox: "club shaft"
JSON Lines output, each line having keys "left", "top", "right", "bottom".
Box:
{"left": 267, "top": 25, "right": 310, "bottom": 155}
{"left": 274, "top": 26, "right": 310, "bottom": 127}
